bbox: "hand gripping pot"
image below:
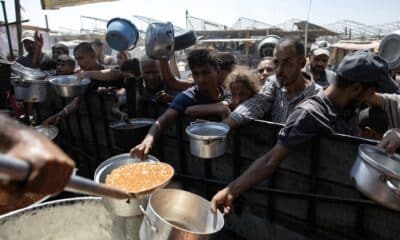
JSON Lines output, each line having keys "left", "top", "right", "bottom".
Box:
{"left": 351, "top": 144, "right": 400, "bottom": 211}
{"left": 145, "top": 22, "right": 175, "bottom": 60}
{"left": 106, "top": 18, "right": 139, "bottom": 51}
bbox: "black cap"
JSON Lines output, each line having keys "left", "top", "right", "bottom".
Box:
{"left": 337, "top": 51, "right": 399, "bottom": 93}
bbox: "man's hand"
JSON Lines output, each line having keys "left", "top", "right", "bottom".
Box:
{"left": 211, "top": 187, "right": 235, "bottom": 215}
{"left": 378, "top": 129, "right": 400, "bottom": 154}
{"left": 34, "top": 30, "right": 43, "bottom": 50}
{"left": 154, "top": 90, "right": 173, "bottom": 104}
{"left": 43, "top": 112, "right": 64, "bottom": 126}
{"left": 130, "top": 135, "right": 154, "bottom": 160}
{"left": 76, "top": 72, "right": 88, "bottom": 80}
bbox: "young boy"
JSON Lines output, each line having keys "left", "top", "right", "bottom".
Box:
{"left": 131, "top": 48, "right": 232, "bottom": 159}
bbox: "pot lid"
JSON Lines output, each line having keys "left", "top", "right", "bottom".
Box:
{"left": 359, "top": 144, "right": 400, "bottom": 178}
{"left": 186, "top": 122, "right": 230, "bottom": 140}
{"left": 109, "top": 118, "right": 154, "bottom": 130}
{"left": 11, "top": 63, "right": 47, "bottom": 80}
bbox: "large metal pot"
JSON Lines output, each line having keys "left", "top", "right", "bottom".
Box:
{"left": 109, "top": 118, "right": 154, "bottom": 151}
{"left": 10, "top": 64, "right": 48, "bottom": 102}
{"left": 351, "top": 144, "right": 400, "bottom": 211}
{"left": 0, "top": 197, "right": 143, "bottom": 240}
{"left": 140, "top": 188, "right": 224, "bottom": 240}
{"left": 145, "top": 22, "right": 175, "bottom": 60}
{"left": 94, "top": 153, "right": 172, "bottom": 217}
{"left": 186, "top": 122, "right": 230, "bottom": 159}
{"left": 257, "top": 35, "right": 281, "bottom": 58}
{"left": 49, "top": 75, "right": 91, "bottom": 98}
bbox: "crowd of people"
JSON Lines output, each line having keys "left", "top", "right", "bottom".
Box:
{"left": 2, "top": 29, "right": 400, "bottom": 215}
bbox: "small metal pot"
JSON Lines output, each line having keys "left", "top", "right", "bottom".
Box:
{"left": 140, "top": 189, "right": 224, "bottom": 240}
{"left": 10, "top": 64, "right": 48, "bottom": 102}
{"left": 94, "top": 153, "right": 163, "bottom": 217}
{"left": 109, "top": 118, "right": 154, "bottom": 151}
{"left": 351, "top": 144, "right": 400, "bottom": 211}
{"left": 186, "top": 122, "right": 230, "bottom": 159}
{"left": 49, "top": 75, "right": 91, "bottom": 98}
{"left": 145, "top": 22, "right": 175, "bottom": 60}
{"left": 33, "top": 125, "right": 58, "bottom": 140}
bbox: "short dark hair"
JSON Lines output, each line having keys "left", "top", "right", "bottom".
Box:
{"left": 52, "top": 43, "right": 69, "bottom": 55}
{"left": 187, "top": 48, "right": 219, "bottom": 70}
{"left": 218, "top": 52, "right": 237, "bottom": 71}
{"left": 276, "top": 37, "right": 305, "bottom": 58}
{"left": 73, "top": 42, "right": 96, "bottom": 55}
{"left": 57, "top": 54, "right": 75, "bottom": 67}
{"left": 121, "top": 58, "right": 141, "bottom": 76}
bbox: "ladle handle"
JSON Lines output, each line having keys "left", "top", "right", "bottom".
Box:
{"left": 0, "top": 154, "right": 131, "bottom": 200}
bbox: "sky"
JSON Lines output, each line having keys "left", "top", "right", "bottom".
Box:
{"left": 2, "top": 0, "right": 400, "bottom": 31}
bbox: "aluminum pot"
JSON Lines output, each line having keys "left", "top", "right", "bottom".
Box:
{"left": 186, "top": 122, "right": 230, "bottom": 159}
{"left": 257, "top": 35, "right": 281, "bottom": 58}
{"left": 94, "top": 153, "right": 169, "bottom": 217}
{"left": 33, "top": 125, "right": 58, "bottom": 140}
{"left": 10, "top": 64, "right": 48, "bottom": 102}
{"left": 140, "top": 189, "right": 224, "bottom": 240}
{"left": 351, "top": 144, "right": 400, "bottom": 211}
{"left": 145, "top": 22, "right": 175, "bottom": 60}
{"left": 49, "top": 75, "right": 91, "bottom": 98}
{"left": 109, "top": 118, "right": 154, "bottom": 151}
{"left": 0, "top": 197, "right": 143, "bottom": 240}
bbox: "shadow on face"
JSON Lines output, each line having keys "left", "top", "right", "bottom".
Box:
{"left": 74, "top": 50, "right": 97, "bottom": 71}
{"left": 191, "top": 63, "right": 219, "bottom": 93}
{"left": 141, "top": 61, "right": 162, "bottom": 90}
{"left": 273, "top": 44, "right": 305, "bottom": 87}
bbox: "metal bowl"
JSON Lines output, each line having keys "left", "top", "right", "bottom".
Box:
{"left": 33, "top": 125, "right": 59, "bottom": 140}
{"left": 49, "top": 75, "right": 91, "bottom": 98}
{"left": 94, "top": 154, "right": 174, "bottom": 217}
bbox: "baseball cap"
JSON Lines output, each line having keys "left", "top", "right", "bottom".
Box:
{"left": 337, "top": 51, "right": 399, "bottom": 93}
{"left": 312, "top": 48, "right": 330, "bottom": 57}
{"left": 21, "top": 30, "right": 35, "bottom": 43}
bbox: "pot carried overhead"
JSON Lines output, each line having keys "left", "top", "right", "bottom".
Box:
{"left": 10, "top": 63, "right": 48, "bottom": 102}
{"left": 145, "top": 22, "right": 175, "bottom": 60}
{"left": 186, "top": 121, "right": 230, "bottom": 159}
{"left": 351, "top": 144, "right": 400, "bottom": 211}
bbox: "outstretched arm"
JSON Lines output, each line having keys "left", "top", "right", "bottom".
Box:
{"left": 160, "top": 59, "right": 193, "bottom": 91}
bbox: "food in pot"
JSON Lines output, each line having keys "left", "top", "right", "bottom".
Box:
{"left": 105, "top": 162, "right": 173, "bottom": 193}
{"left": 0, "top": 191, "right": 44, "bottom": 214}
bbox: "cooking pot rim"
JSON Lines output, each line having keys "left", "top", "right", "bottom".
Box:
{"left": 109, "top": 118, "right": 155, "bottom": 128}
{"left": 359, "top": 144, "right": 400, "bottom": 179}
{"left": 185, "top": 122, "right": 229, "bottom": 140}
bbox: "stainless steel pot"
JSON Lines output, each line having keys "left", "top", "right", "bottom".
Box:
{"left": 351, "top": 144, "right": 400, "bottom": 211}
{"left": 33, "top": 125, "right": 59, "bottom": 140}
{"left": 145, "top": 22, "right": 175, "bottom": 60}
{"left": 0, "top": 197, "right": 143, "bottom": 240}
{"left": 10, "top": 64, "right": 48, "bottom": 102}
{"left": 49, "top": 75, "right": 91, "bottom": 98}
{"left": 186, "top": 122, "right": 230, "bottom": 159}
{"left": 140, "top": 188, "right": 224, "bottom": 240}
{"left": 94, "top": 154, "right": 169, "bottom": 217}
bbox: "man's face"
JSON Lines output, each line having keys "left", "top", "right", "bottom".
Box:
{"left": 347, "top": 84, "right": 375, "bottom": 110}
{"left": 52, "top": 48, "right": 66, "bottom": 61}
{"left": 56, "top": 61, "right": 75, "bottom": 75}
{"left": 191, "top": 63, "right": 219, "bottom": 93}
{"left": 273, "top": 45, "right": 305, "bottom": 87}
{"left": 116, "top": 53, "right": 127, "bottom": 67}
{"left": 74, "top": 50, "right": 97, "bottom": 71}
{"left": 310, "top": 54, "right": 329, "bottom": 75}
{"left": 142, "top": 61, "right": 162, "bottom": 90}
{"left": 257, "top": 59, "right": 275, "bottom": 82}
{"left": 230, "top": 82, "right": 252, "bottom": 108}
{"left": 23, "top": 40, "right": 36, "bottom": 55}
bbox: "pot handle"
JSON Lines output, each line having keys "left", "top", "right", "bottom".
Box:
{"left": 139, "top": 205, "right": 158, "bottom": 233}
{"left": 384, "top": 176, "right": 400, "bottom": 197}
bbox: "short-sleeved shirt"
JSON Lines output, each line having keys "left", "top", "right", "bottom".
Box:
{"left": 382, "top": 93, "right": 400, "bottom": 129}
{"left": 277, "top": 91, "right": 359, "bottom": 150}
{"left": 16, "top": 54, "right": 54, "bottom": 70}
{"left": 169, "top": 85, "right": 232, "bottom": 113}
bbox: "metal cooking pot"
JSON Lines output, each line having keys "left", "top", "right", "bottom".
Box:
{"left": 94, "top": 153, "right": 169, "bottom": 217}
{"left": 174, "top": 30, "right": 197, "bottom": 51}
{"left": 186, "top": 122, "right": 230, "bottom": 159}
{"left": 33, "top": 125, "right": 58, "bottom": 140}
{"left": 351, "top": 144, "right": 400, "bottom": 211}
{"left": 10, "top": 64, "right": 48, "bottom": 102}
{"left": 145, "top": 22, "right": 175, "bottom": 60}
{"left": 140, "top": 188, "right": 224, "bottom": 240}
{"left": 257, "top": 35, "right": 281, "bottom": 58}
{"left": 0, "top": 197, "right": 143, "bottom": 240}
{"left": 49, "top": 75, "right": 91, "bottom": 98}
{"left": 109, "top": 118, "right": 154, "bottom": 151}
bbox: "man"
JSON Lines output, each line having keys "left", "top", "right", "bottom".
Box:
{"left": 91, "top": 39, "right": 116, "bottom": 66}
{"left": 16, "top": 30, "right": 52, "bottom": 69}
{"left": 0, "top": 115, "right": 74, "bottom": 195}
{"left": 365, "top": 91, "right": 400, "bottom": 129}
{"left": 223, "top": 37, "right": 321, "bottom": 127}
{"left": 211, "top": 51, "right": 399, "bottom": 215}
{"left": 256, "top": 57, "right": 276, "bottom": 85}
{"left": 305, "top": 47, "right": 336, "bottom": 87}
{"left": 131, "top": 48, "right": 231, "bottom": 160}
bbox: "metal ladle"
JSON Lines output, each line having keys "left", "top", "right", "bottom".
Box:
{"left": 0, "top": 154, "right": 133, "bottom": 200}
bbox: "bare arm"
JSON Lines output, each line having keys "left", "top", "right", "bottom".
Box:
{"left": 184, "top": 102, "right": 231, "bottom": 119}
{"left": 211, "top": 144, "right": 289, "bottom": 214}
{"left": 130, "top": 108, "right": 180, "bottom": 160}
{"left": 43, "top": 97, "right": 80, "bottom": 125}
{"left": 160, "top": 60, "right": 193, "bottom": 91}
{"left": 77, "top": 69, "right": 122, "bottom": 81}
{"left": 32, "top": 31, "right": 43, "bottom": 68}
{"left": 222, "top": 116, "right": 239, "bottom": 129}
{"left": 365, "top": 92, "right": 384, "bottom": 110}
{"left": 169, "top": 53, "right": 181, "bottom": 78}
{"left": 0, "top": 115, "right": 75, "bottom": 195}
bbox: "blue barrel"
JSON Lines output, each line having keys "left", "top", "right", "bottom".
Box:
{"left": 106, "top": 18, "right": 139, "bottom": 51}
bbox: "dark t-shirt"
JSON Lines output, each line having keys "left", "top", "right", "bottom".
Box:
{"left": 277, "top": 91, "right": 359, "bottom": 150}
{"left": 16, "top": 54, "right": 54, "bottom": 70}
{"left": 169, "top": 85, "right": 232, "bottom": 113}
